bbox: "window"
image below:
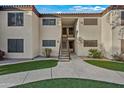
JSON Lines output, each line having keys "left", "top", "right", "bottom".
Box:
{"left": 69, "top": 27, "right": 74, "bottom": 36}
{"left": 8, "top": 39, "right": 24, "bottom": 52}
{"left": 121, "top": 12, "right": 124, "bottom": 25}
{"left": 84, "top": 40, "right": 97, "bottom": 47}
{"left": 84, "top": 19, "right": 98, "bottom": 25}
{"left": 8, "top": 13, "right": 24, "bottom": 26}
{"left": 42, "top": 19, "right": 56, "bottom": 25}
{"left": 42, "top": 40, "right": 56, "bottom": 47}
{"left": 62, "top": 28, "right": 67, "bottom": 35}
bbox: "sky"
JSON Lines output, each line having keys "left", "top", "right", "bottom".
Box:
{"left": 35, "top": 5, "right": 110, "bottom": 13}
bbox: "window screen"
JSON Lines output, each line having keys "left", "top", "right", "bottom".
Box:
{"left": 84, "top": 19, "right": 98, "bottom": 25}
{"left": 8, "top": 39, "right": 24, "bottom": 52}
{"left": 8, "top": 13, "right": 24, "bottom": 26}
{"left": 42, "top": 19, "right": 56, "bottom": 25}
{"left": 84, "top": 40, "right": 97, "bottom": 47}
{"left": 42, "top": 40, "right": 56, "bottom": 47}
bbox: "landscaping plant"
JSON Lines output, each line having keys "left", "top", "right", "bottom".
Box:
{"left": 44, "top": 48, "right": 52, "bottom": 57}
{"left": 112, "top": 52, "right": 124, "bottom": 61}
{"left": 0, "top": 50, "right": 5, "bottom": 60}
{"left": 88, "top": 49, "right": 102, "bottom": 58}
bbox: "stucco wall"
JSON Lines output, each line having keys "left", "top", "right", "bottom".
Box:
{"left": 76, "top": 17, "right": 101, "bottom": 56}
{"left": 0, "top": 11, "right": 36, "bottom": 58}
{"left": 74, "top": 18, "right": 80, "bottom": 55}
{"left": 111, "top": 10, "right": 123, "bottom": 55}
{"left": 32, "top": 12, "right": 40, "bottom": 58}
{"left": 101, "top": 12, "right": 113, "bottom": 58}
{"left": 101, "top": 10, "right": 123, "bottom": 58}
{"left": 112, "top": 27, "right": 122, "bottom": 55}
{"left": 40, "top": 17, "right": 62, "bottom": 57}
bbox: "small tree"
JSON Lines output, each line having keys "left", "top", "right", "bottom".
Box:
{"left": 43, "top": 48, "right": 52, "bottom": 58}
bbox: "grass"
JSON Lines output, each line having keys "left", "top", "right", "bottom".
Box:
{"left": 12, "top": 78, "right": 124, "bottom": 88}
{"left": 0, "top": 60, "right": 58, "bottom": 75}
{"left": 84, "top": 60, "right": 124, "bottom": 72}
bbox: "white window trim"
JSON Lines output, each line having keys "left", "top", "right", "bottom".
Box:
{"left": 8, "top": 12, "right": 24, "bottom": 27}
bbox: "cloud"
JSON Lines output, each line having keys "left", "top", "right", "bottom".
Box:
{"left": 56, "top": 11, "right": 62, "bottom": 13}
{"left": 93, "top": 6, "right": 105, "bottom": 10}
{"left": 69, "top": 6, "right": 106, "bottom": 13}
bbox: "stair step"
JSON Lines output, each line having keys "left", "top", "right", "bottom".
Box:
{"left": 61, "top": 52, "right": 69, "bottom": 54}
{"left": 60, "top": 51, "right": 69, "bottom": 52}
{"left": 60, "top": 53, "right": 69, "bottom": 55}
{"left": 59, "top": 56, "right": 69, "bottom": 59}
{"left": 61, "top": 50, "right": 68, "bottom": 52}
{"left": 60, "top": 53, "right": 69, "bottom": 56}
{"left": 61, "top": 50, "right": 68, "bottom": 51}
{"left": 60, "top": 53, "right": 69, "bottom": 54}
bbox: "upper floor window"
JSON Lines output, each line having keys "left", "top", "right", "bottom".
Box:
{"left": 84, "top": 18, "right": 98, "bottom": 25}
{"left": 8, "top": 13, "right": 24, "bottom": 26}
{"left": 121, "top": 11, "right": 124, "bottom": 25}
{"left": 42, "top": 19, "right": 56, "bottom": 25}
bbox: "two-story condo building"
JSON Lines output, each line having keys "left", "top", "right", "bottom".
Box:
{"left": 0, "top": 5, "right": 124, "bottom": 61}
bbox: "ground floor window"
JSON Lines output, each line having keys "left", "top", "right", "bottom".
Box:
{"left": 8, "top": 39, "right": 24, "bottom": 53}
{"left": 84, "top": 40, "right": 97, "bottom": 47}
{"left": 42, "top": 40, "right": 56, "bottom": 47}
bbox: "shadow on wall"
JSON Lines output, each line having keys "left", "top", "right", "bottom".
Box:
{"left": 100, "top": 44, "right": 121, "bottom": 59}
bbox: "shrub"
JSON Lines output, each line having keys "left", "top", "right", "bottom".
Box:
{"left": 0, "top": 50, "right": 5, "bottom": 60}
{"left": 43, "top": 48, "right": 52, "bottom": 58}
{"left": 112, "top": 52, "right": 124, "bottom": 61}
{"left": 88, "top": 49, "right": 102, "bottom": 58}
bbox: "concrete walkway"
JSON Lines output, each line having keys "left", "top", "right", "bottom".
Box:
{"left": 0, "top": 55, "right": 124, "bottom": 87}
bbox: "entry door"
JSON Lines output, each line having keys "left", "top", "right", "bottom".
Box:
{"left": 121, "top": 39, "right": 124, "bottom": 53}
{"left": 69, "top": 40, "right": 74, "bottom": 52}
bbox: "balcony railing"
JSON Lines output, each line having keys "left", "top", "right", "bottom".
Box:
{"left": 62, "top": 34, "right": 74, "bottom": 38}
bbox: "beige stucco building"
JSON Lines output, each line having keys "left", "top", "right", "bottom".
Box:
{"left": 0, "top": 5, "right": 124, "bottom": 60}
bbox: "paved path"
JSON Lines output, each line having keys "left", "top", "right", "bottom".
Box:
{"left": 0, "top": 55, "right": 124, "bottom": 87}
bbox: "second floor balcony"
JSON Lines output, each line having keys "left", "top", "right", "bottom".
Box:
{"left": 62, "top": 27, "right": 75, "bottom": 38}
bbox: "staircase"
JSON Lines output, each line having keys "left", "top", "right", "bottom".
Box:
{"left": 58, "top": 36, "right": 70, "bottom": 62}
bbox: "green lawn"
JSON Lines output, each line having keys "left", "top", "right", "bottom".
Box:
{"left": 12, "top": 78, "right": 124, "bottom": 88}
{"left": 84, "top": 60, "right": 124, "bottom": 72}
{"left": 0, "top": 60, "right": 58, "bottom": 75}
